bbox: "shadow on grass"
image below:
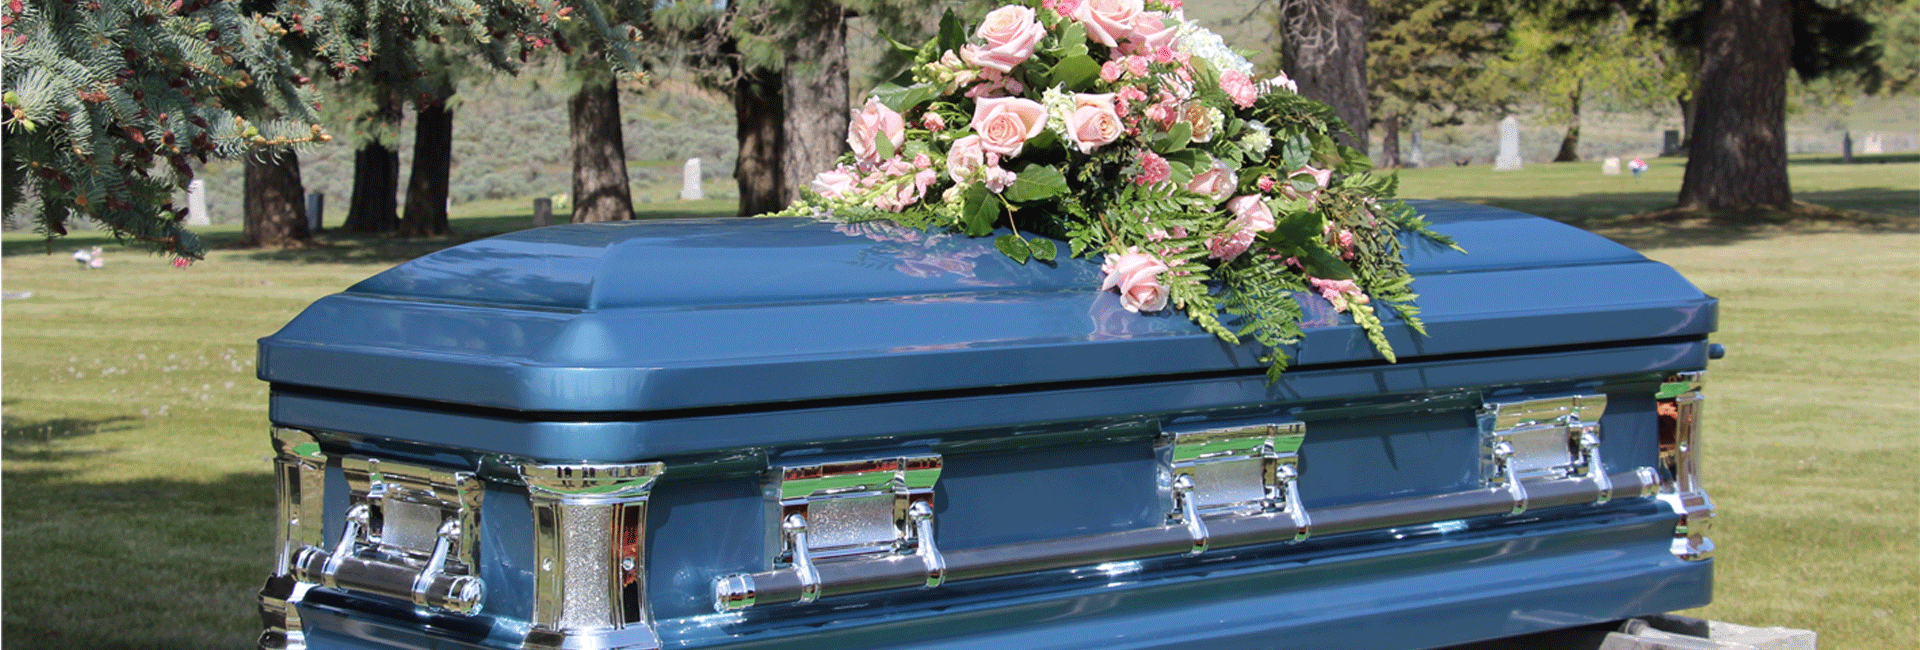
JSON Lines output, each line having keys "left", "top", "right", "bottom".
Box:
{"left": 2, "top": 468, "right": 275, "bottom": 649}
{"left": 1435, "top": 188, "right": 1920, "bottom": 251}
{"left": 1, "top": 412, "right": 141, "bottom": 462}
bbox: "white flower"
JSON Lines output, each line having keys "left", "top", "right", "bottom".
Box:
{"left": 1173, "top": 19, "right": 1254, "bottom": 76}
{"left": 1240, "top": 121, "right": 1272, "bottom": 153}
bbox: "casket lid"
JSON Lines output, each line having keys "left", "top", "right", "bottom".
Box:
{"left": 259, "top": 201, "right": 1715, "bottom": 413}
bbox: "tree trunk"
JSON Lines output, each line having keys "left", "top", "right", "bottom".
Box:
{"left": 1679, "top": 0, "right": 1792, "bottom": 210}
{"left": 240, "top": 148, "right": 310, "bottom": 248}
{"left": 402, "top": 83, "right": 455, "bottom": 237}
{"left": 1378, "top": 112, "right": 1401, "bottom": 168}
{"left": 1675, "top": 93, "right": 1695, "bottom": 155}
{"left": 342, "top": 142, "right": 402, "bottom": 232}
{"left": 779, "top": 2, "right": 850, "bottom": 208}
{"left": 734, "top": 70, "right": 788, "bottom": 217}
{"left": 342, "top": 92, "right": 403, "bottom": 233}
{"left": 1278, "top": 0, "right": 1371, "bottom": 154}
{"left": 569, "top": 76, "right": 634, "bottom": 223}
{"left": 1553, "top": 81, "right": 1583, "bottom": 163}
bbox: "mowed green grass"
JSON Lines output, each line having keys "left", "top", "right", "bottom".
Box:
{"left": 4, "top": 159, "right": 1917, "bottom": 649}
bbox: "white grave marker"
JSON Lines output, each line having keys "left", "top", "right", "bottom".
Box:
{"left": 680, "top": 158, "right": 705, "bottom": 201}
{"left": 186, "top": 179, "right": 211, "bottom": 225}
{"left": 1494, "top": 117, "right": 1523, "bottom": 171}
{"left": 1602, "top": 157, "right": 1622, "bottom": 175}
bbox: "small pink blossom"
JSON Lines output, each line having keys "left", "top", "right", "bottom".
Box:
{"left": 1135, "top": 151, "right": 1171, "bottom": 185}
{"left": 172, "top": 258, "right": 193, "bottom": 268}
{"left": 964, "top": 67, "right": 1028, "bottom": 98}
{"left": 1100, "top": 59, "right": 1126, "bottom": 83}
{"left": 1100, "top": 247, "right": 1171, "bottom": 313}
{"left": 848, "top": 98, "right": 906, "bottom": 164}
{"left": 1220, "top": 70, "right": 1258, "bottom": 108}
{"left": 970, "top": 96, "right": 1048, "bottom": 157}
{"left": 922, "top": 113, "right": 946, "bottom": 131}
{"left": 1257, "top": 175, "right": 1275, "bottom": 192}
{"left": 983, "top": 165, "right": 1018, "bottom": 193}
{"left": 947, "top": 135, "right": 987, "bottom": 184}
{"left": 1266, "top": 71, "right": 1299, "bottom": 94}
{"left": 1043, "top": 0, "right": 1082, "bottom": 17}
{"left": 1310, "top": 277, "right": 1370, "bottom": 313}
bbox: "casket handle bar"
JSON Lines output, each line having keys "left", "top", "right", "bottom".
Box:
{"left": 291, "top": 506, "right": 485, "bottom": 614}
{"left": 286, "top": 456, "right": 488, "bottom": 616}
{"left": 711, "top": 468, "right": 1656, "bottom": 611}
{"left": 1480, "top": 394, "right": 1612, "bottom": 517}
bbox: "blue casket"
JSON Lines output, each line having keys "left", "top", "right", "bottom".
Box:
{"left": 254, "top": 201, "right": 1718, "bottom": 650}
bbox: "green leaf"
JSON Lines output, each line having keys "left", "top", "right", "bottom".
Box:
{"left": 875, "top": 131, "right": 896, "bottom": 161}
{"left": 1002, "top": 164, "right": 1068, "bottom": 203}
{"left": 1153, "top": 121, "right": 1191, "bottom": 154}
{"left": 1052, "top": 22, "right": 1088, "bottom": 57}
{"left": 1272, "top": 209, "right": 1324, "bottom": 243}
{"left": 996, "top": 234, "right": 1032, "bottom": 264}
{"left": 1279, "top": 132, "right": 1312, "bottom": 170}
{"left": 872, "top": 82, "right": 938, "bottom": 114}
{"left": 1051, "top": 54, "right": 1102, "bottom": 90}
{"left": 1336, "top": 145, "right": 1373, "bottom": 175}
{"left": 960, "top": 184, "right": 999, "bottom": 236}
{"left": 938, "top": 10, "right": 967, "bottom": 55}
{"left": 1029, "top": 237, "right": 1058, "bottom": 262}
{"left": 1298, "top": 245, "right": 1355, "bottom": 280}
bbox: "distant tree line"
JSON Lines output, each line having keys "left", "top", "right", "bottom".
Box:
{"left": 5, "top": 0, "right": 1914, "bottom": 260}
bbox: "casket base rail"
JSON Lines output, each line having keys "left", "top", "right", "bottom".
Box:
{"left": 254, "top": 201, "right": 1718, "bottom": 650}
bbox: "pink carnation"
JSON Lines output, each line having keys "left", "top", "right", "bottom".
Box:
{"left": 1310, "top": 277, "right": 1370, "bottom": 313}
{"left": 1220, "top": 70, "right": 1258, "bottom": 108}
{"left": 1135, "top": 151, "right": 1171, "bottom": 185}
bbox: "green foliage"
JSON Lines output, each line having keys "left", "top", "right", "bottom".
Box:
{"left": 2, "top": 0, "right": 326, "bottom": 259}
{"left": 1366, "top": 0, "right": 1515, "bottom": 126}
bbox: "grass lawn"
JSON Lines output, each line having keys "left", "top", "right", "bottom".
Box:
{"left": 4, "top": 158, "right": 1916, "bottom": 649}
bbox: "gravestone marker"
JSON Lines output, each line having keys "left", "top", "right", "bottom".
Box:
{"left": 1602, "top": 157, "right": 1622, "bottom": 175}
{"left": 186, "top": 179, "right": 211, "bottom": 225}
{"left": 1863, "top": 133, "right": 1884, "bottom": 154}
{"left": 1662, "top": 130, "right": 1682, "bottom": 156}
{"left": 305, "top": 193, "right": 324, "bottom": 232}
{"left": 1409, "top": 125, "right": 1424, "bottom": 169}
{"left": 680, "top": 158, "right": 705, "bottom": 201}
{"left": 1494, "top": 116, "right": 1522, "bottom": 171}
{"left": 533, "top": 197, "right": 553, "bottom": 228}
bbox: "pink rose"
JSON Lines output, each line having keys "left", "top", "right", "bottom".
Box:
{"left": 1131, "top": 12, "right": 1175, "bottom": 51}
{"left": 1226, "top": 194, "right": 1276, "bottom": 232}
{"left": 1220, "top": 70, "right": 1258, "bottom": 108}
{"left": 947, "top": 135, "right": 986, "bottom": 183}
{"left": 1072, "top": 0, "right": 1143, "bottom": 47}
{"left": 1186, "top": 160, "right": 1237, "bottom": 202}
{"left": 1064, "top": 93, "right": 1125, "bottom": 153}
{"left": 812, "top": 167, "right": 858, "bottom": 199}
{"left": 1207, "top": 228, "right": 1256, "bottom": 261}
{"left": 1290, "top": 164, "right": 1333, "bottom": 189}
{"left": 969, "top": 96, "right": 1048, "bottom": 157}
{"left": 848, "top": 98, "right": 905, "bottom": 164}
{"left": 964, "top": 5, "right": 1046, "bottom": 73}
{"left": 1100, "top": 248, "right": 1170, "bottom": 313}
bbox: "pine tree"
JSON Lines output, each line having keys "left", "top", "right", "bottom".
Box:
{"left": 2, "top": 0, "right": 326, "bottom": 260}
{"left": 1366, "top": 0, "right": 1513, "bottom": 168}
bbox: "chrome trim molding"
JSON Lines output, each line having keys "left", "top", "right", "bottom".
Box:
{"left": 734, "top": 454, "right": 946, "bottom": 606}
{"left": 1159, "top": 420, "right": 1312, "bottom": 552}
{"left": 1658, "top": 371, "right": 1716, "bottom": 561}
{"left": 518, "top": 461, "right": 667, "bottom": 650}
{"left": 258, "top": 427, "right": 326, "bottom": 650}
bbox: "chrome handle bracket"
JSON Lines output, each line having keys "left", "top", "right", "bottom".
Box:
{"left": 1158, "top": 419, "right": 1310, "bottom": 554}
{"left": 1481, "top": 394, "right": 1611, "bottom": 517}
{"left": 288, "top": 458, "right": 487, "bottom": 615}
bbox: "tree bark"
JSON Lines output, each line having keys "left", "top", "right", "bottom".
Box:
{"left": 1378, "top": 112, "right": 1401, "bottom": 168}
{"left": 779, "top": 2, "right": 850, "bottom": 209}
{"left": 1679, "top": 0, "right": 1793, "bottom": 210}
{"left": 402, "top": 83, "right": 456, "bottom": 237}
{"left": 342, "top": 142, "right": 402, "bottom": 232}
{"left": 569, "top": 76, "right": 634, "bottom": 223}
{"left": 1279, "top": 0, "right": 1371, "bottom": 154}
{"left": 342, "top": 92, "right": 404, "bottom": 233}
{"left": 734, "top": 70, "right": 788, "bottom": 217}
{"left": 240, "top": 149, "right": 310, "bottom": 248}
{"left": 1553, "top": 80, "right": 1583, "bottom": 163}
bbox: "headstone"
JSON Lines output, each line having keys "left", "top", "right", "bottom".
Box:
{"left": 1493, "top": 116, "right": 1522, "bottom": 171}
{"left": 680, "top": 157, "right": 705, "bottom": 201}
{"left": 1863, "top": 133, "right": 1884, "bottom": 154}
{"left": 533, "top": 197, "right": 553, "bottom": 228}
{"left": 305, "top": 193, "right": 324, "bottom": 232}
{"left": 1408, "top": 125, "right": 1424, "bottom": 169}
{"left": 1602, "top": 157, "right": 1622, "bottom": 175}
{"left": 1662, "top": 130, "right": 1682, "bottom": 156}
{"left": 185, "top": 179, "right": 211, "bottom": 225}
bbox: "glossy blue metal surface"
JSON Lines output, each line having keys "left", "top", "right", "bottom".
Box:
{"left": 257, "top": 202, "right": 1715, "bottom": 413}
